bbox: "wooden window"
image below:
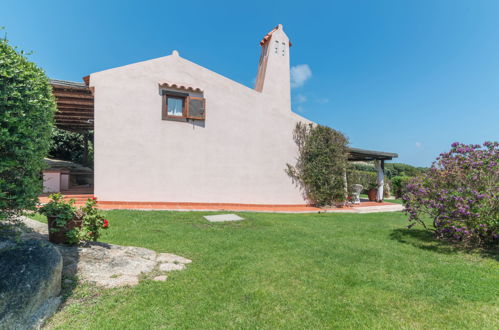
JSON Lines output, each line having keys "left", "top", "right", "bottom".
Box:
{"left": 162, "top": 91, "right": 187, "bottom": 121}
{"left": 162, "top": 90, "right": 205, "bottom": 121}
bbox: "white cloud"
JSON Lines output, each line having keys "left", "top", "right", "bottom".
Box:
{"left": 415, "top": 142, "right": 422, "bottom": 148}
{"left": 316, "top": 97, "right": 329, "bottom": 104}
{"left": 291, "top": 64, "right": 312, "bottom": 88}
{"left": 296, "top": 105, "right": 306, "bottom": 113}
{"left": 296, "top": 94, "right": 307, "bottom": 103}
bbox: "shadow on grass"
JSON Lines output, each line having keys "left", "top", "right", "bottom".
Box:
{"left": 390, "top": 228, "right": 498, "bottom": 261}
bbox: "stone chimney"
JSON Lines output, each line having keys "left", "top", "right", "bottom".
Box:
{"left": 254, "top": 24, "right": 291, "bottom": 111}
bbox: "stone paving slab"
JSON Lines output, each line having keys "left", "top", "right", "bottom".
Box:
{"left": 204, "top": 214, "right": 245, "bottom": 222}
{"left": 18, "top": 216, "right": 192, "bottom": 288}
{"left": 350, "top": 204, "right": 404, "bottom": 213}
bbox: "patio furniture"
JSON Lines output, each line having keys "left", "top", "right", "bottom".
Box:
{"left": 352, "top": 184, "right": 363, "bottom": 204}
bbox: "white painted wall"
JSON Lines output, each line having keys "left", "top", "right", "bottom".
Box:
{"left": 60, "top": 173, "right": 69, "bottom": 191}
{"left": 90, "top": 25, "right": 311, "bottom": 204}
{"left": 43, "top": 172, "right": 61, "bottom": 193}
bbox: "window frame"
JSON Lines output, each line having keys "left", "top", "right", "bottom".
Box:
{"left": 162, "top": 91, "right": 188, "bottom": 121}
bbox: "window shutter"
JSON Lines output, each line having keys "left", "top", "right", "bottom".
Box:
{"left": 186, "top": 96, "right": 206, "bottom": 120}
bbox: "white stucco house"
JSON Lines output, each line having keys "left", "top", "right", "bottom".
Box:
{"left": 48, "top": 25, "right": 397, "bottom": 205}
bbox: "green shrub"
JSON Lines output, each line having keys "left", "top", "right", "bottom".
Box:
{"left": 350, "top": 162, "right": 375, "bottom": 173}
{"left": 391, "top": 176, "right": 411, "bottom": 198}
{"left": 351, "top": 162, "right": 427, "bottom": 180}
{"left": 286, "top": 123, "right": 349, "bottom": 207}
{"left": 346, "top": 169, "right": 377, "bottom": 193}
{"left": 0, "top": 36, "right": 55, "bottom": 221}
{"left": 384, "top": 163, "right": 427, "bottom": 179}
{"left": 49, "top": 127, "right": 94, "bottom": 166}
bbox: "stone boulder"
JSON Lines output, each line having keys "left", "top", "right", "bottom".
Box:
{"left": 0, "top": 239, "right": 63, "bottom": 329}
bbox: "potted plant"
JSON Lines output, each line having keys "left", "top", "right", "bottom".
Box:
{"left": 367, "top": 183, "right": 378, "bottom": 201}
{"left": 39, "top": 194, "right": 109, "bottom": 245}
{"left": 39, "top": 193, "right": 81, "bottom": 244}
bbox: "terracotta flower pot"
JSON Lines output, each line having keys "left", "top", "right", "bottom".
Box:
{"left": 47, "top": 216, "right": 82, "bottom": 244}
{"left": 367, "top": 189, "right": 377, "bottom": 201}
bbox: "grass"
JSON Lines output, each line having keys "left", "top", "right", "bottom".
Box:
{"left": 39, "top": 211, "right": 498, "bottom": 329}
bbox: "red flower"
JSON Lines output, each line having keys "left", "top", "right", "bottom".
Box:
{"left": 103, "top": 219, "right": 109, "bottom": 228}
{"left": 92, "top": 197, "right": 97, "bottom": 201}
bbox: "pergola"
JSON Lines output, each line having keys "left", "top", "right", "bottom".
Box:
{"left": 348, "top": 147, "right": 398, "bottom": 171}
{"left": 50, "top": 79, "right": 93, "bottom": 132}
{"left": 50, "top": 79, "right": 93, "bottom": 165}
{"left": 347, "top": 147, "right": 398, "bottom": 201}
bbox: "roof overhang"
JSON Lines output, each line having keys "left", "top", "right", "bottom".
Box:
{"left": 50, "top": 79, "right": 94, "bottom": 132}
{"left": 348, "top": 147, "right": 398, "bottom": 161}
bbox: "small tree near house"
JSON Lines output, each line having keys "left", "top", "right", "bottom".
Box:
{"left": 0, "top": 35, "right": 56, "bottom": 221}
{"left": 286, "top": 122, "right": 349, "bottom": 207}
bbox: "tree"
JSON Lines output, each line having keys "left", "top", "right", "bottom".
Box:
{"left": 286, "top": 122, "right": 349, "bottom": 207}
{"left": 0, "top": 35, "right": 56, "bottom": 220}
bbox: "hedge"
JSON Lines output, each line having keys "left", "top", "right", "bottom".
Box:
{"left": 0, "top": 36, "right": 56, "bottom": 220}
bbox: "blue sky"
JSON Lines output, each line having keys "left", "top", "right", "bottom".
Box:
{"left": 2, "top": 0, "right": 498, "bottom": 166}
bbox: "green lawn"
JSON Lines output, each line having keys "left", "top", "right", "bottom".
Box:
{"left": 42, "top": 211, "right": 498, "bottom": 329}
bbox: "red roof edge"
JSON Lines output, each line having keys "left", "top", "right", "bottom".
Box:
{"left": 259, "top": 25, "right": 292, "bottom": 47}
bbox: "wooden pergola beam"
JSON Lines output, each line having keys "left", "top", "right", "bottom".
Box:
{"left": 55, "top": 99, "right": 94, "bottom": 107}
{"left": 50, "top": 79, "right": 95, "bottom": 132}
{"left": 53, "top": 91, "right": 94, "bottom": 99}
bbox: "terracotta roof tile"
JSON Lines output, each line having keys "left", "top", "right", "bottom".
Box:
{"left": 158, "top": 82, "right": 203, "bottom": 93}
{"left": 260, "top": 25, "right": 292, "bottom": 47}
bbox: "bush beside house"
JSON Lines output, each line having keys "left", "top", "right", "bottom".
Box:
{"left": 0, "top": 35, "right": 55, "bottom": 221}
{"left": 286, "top": 123, "right": 349, "bottom": 207}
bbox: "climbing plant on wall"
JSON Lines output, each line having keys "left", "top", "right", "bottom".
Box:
{"left": 286, "top": 122, "right": 349, "bottom": 207}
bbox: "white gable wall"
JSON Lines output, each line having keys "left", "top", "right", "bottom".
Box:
{"left": 90, "top": 27, "right": 310, "bottom": 204}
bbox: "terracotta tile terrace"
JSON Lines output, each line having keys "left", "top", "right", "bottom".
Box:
{"left": 38, "top": 193, "right": 402, "bottom": 213}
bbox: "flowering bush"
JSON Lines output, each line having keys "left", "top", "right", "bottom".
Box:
{"left": 403, "top": 142, "right": 498, "bottom": 247}
{"left": 78, "top": 197, "right": 109, "bottom": 242}
{"left": 40, "top": 194, "right": 109, "bottom": 244}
